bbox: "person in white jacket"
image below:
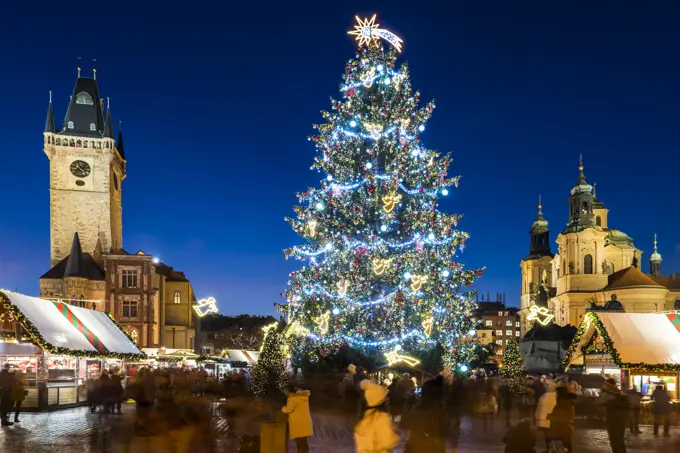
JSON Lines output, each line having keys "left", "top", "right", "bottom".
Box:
{"left": 354, "top": 380, "right": 401, "bottom": 453}
{"left": 534, "top": 379, "right": 557, "bottom": 452}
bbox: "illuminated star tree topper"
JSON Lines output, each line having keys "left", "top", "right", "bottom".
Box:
{"left": 348, "top": 14, "right": 403, "bottom": 52}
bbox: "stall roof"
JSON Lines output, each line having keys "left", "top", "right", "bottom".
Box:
{"left": 223, "top": 350, "right": 259, "bottom": 363}
{"left": 566, "top": 312, "right": 680, "bottom": 369}
{"left": 0, "top": 291, "right": 143, "bottom": 359}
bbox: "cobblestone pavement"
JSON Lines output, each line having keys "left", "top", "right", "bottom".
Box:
{"left": 0, "top": 405, "right": 677, "bottom": 452}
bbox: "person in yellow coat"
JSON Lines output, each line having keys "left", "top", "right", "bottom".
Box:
{"left": 282, "top": 384, "right": 313, "bottom": 452}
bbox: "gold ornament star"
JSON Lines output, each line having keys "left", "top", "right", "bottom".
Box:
{"left": 385, "top": 348, "right": 420, "bottom": 366}
{"left": 348, "top": 15, "right": 403, "bottom": 52}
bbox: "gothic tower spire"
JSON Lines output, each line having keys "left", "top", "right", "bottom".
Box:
{"left": 526, "top": 195, "right": 552, "bottom": 260}
{"left": 650, "top": 234, "right": 662, "bottom": 277}
{"left": 564, "top": 154, "right": 596, "bottom": 233}
{"left": 44, "top": 91, "right": 56, "bottom": 133}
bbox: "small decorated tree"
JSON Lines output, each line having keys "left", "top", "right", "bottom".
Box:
{"left": 251, "top": 323, "right": 287, "bottom": 397}
{"left": 500, "top": 338, "right": 524, "bottom": 393}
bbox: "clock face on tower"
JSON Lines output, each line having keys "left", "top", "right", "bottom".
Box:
{"left": 70, "top": 160, "right": 91, "bottom": 178}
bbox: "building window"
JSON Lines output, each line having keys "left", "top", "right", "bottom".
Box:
{"left": 595, "top": 215, "right": 601, "bottom": 226}
{"left": 75, "top": 92, "right": 94, "bottom": 105}
{"left": 130, "top": 329, "right": 139, "bottom": 344}
{"left": 515, "top": 331, "right": 520, "bottom": 337}
{"left": 496, "top": 339, "right": 502, "bottom": 346}
{"left": 584, "top": 254, "right": 593, "bottom": 274}
{"left": 122, "top": 300, "right": 138, "bottom": 318}
{"left": 506, "top": 330, "right": 512, "bottom": 336}
{"left": 174, "top": 291, "right": 181, "bottom": 304}
{"left": 67, "top": 121, "right": 74, "bottom": 129}
{"left": 481, "top": 332, "right": 487, "bottom": 338}
{"left": 89, "top": 123, "right": 96, "bottom": 131}
{"left": 122, "top": 269, "right": 138, "bottom": 288}
{"left": 80, "top": 295, "right": 85, "bottom": 308}
{"left": 484, "top": 320, "right": 492, "bottom": 327}
{"left": 505, "top": 320, "right": 513, "bottom": 326}
{"left": 496, "top": 330, "right": 503, "bottom": 337}
{"left": 516, "top": 321, "right": 521, "bottom": 328}
{"left": 498, "top": 311, "right": 503, "bottom": 317}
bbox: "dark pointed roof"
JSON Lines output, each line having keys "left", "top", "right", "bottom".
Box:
{"left": 604, "top": 266, "right": 664, "bottom": 290}
{"left": 117, "top": 126, "right": 126, "bottom": 159}
{"left": 61, "top": 77, "right": 105, "bottom": 137}
{"left": 64, "top": 233, "right": 87, "bottom": 278}
{"left": 44, "top": 97, "right": 56, "bottom": 133}
{"left": 103, "top": 108, "right": 114, "bottom": 139}
{"left": 40, "top": 233, "right": 105, "bottom": 281}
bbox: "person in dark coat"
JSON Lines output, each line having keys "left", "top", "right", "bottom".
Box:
{"left": 548, "top": 386, "right": 577, "bottom": 452}
{"left": 109, "top": 370, "right": 124, "bottom": 415}
{"left": 499, "top": 381, "right": 514, "bottom": 428}
{"left": 502, "top": 419, "right": 536, "bottom": 453}
{"left": 625, "top": 385, "right": 643, "bottom": 434}
{"left": 651, "top": 385, "right": 672, "bottom": 436}
{"left": 0, "top": 365, "right": 15, "bottom": 426}
{"left": 598, "top": 378, "right": 629, "bottom": 453}
{"left": 402, "top": 376, "right": 447, "bottom": 453}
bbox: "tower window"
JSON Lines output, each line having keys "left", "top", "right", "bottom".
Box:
{"left": 75, "top": 92, "right": 94, "bottom": 105}
{"left": 122, "top": 300, "right": 138, "bottom": 318}
{"left": 90, "top": 123, "right": 96, "bottom": 131}
{"left": 595, "top": 215, "right": 602, "bottom": 226}
{"left": 584, "top": 254, "right": 593, "bottom": 274}
{"left": 67, "top": 121, "right": 74, "bottom": 129}
{"left": 174, "top": 291, "right": 181, "bottom": 304}
{"left": 581, "top": 202, "right": 589, "bottom": 214}
{"left": 122, "top": 269, "right": 138, "bottom": 288}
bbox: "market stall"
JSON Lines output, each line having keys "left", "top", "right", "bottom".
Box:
{"left": 0, "top": 290, "right": 144, "bottom": 410}
{"left": 565, "top": 311, "right": 680, "bottom": 398}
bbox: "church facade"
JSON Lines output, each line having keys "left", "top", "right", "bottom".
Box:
{"left": 520, "top": 158, "right": 680, "bottom": 333}
{"left": 38, "top": 71, "right": 198, "bottom": 350}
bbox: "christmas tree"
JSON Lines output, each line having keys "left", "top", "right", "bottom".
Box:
{"left": 500, "top": 338, "right": 525, "bottom": 393}
{"left": 282, "top": 15, "right": 482, "bottom": 366}
{"left": 251, "top": 323, "right": 287, "bottom": 397}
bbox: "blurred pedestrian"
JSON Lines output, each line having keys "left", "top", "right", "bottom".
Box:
{"left": 651, "top": 385, "right": 671, "bottom": 436}
{"left": 548, "top": 386, "right": 576, "bottom": 453}
{"left": 109, "top": 370, "right": 124, "bottom": 415}
{"left": 535, "top": 379, "right": 556, "bottom": 451}
{"left": 281, "top": 384, "right": 313, "bottom": 453}
{"left": 475, "top": 387, "right": 498, "bottom": 432}
{"left": 355, "top": 380, "right": 400, "bottom": 453}
{"left": 11, "top": 371, "right": 27, "bottom": 423}
{"left": 598, "top": 378, "right": 629, "bottom": 453}
{"left": 499, "top": 380, "right": 514, "bottom": 428}
{"left": 625, "top": 385, "right": 643, "bottom": 434}
{"left": 502, "top": 419, "right": 536, "bottom": 453}
{"left": 0, "top": 365, "right": 16, "bottom": 426}
{"left": 403, "top": 376, "right": 447, "bottom": 453}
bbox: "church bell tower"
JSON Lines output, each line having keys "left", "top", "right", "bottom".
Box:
{"left": 43, "top": 69, "right": 126, "bottom": 266}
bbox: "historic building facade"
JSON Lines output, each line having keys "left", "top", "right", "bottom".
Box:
{"left": 520, "top": 158, "right": 680, "bottom": 333}
{"left": 39, "top": 71, "right": 197, "bottom": 349}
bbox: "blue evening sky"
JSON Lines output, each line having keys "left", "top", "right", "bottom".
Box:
{"left": 0, "top": 1, "right": 678, "bottom": 314}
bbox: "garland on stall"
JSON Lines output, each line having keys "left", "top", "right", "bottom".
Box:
{"left": 563, "top": 312, "right": 680, "bottom": 373}
{"left": 0, "top": 292, "right": 146, "bottom": 361}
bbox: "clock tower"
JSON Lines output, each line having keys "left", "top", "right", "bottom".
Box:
{"left": 43, "top": 71, "right": 126, "bottom": 266}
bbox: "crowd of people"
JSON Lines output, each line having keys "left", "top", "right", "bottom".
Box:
{"left": 318, "top": 366, "right": 676, "bottom": 453}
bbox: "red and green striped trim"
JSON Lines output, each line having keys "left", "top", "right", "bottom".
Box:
{"left": 667, "top": 314, "right": 680, "bottom": 333}
{"left": 53, "top": 302, "right": 109, "bottom": 353}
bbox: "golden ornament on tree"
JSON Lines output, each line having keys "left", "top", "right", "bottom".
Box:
{"left": 410, "top": 275, "right": 428, "bottom": 291}
{"left": 372, "top": 258, "right": 393, "bottom": 275}
{"left": 382, "top": 193, "right": 402, "bottom": 213}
